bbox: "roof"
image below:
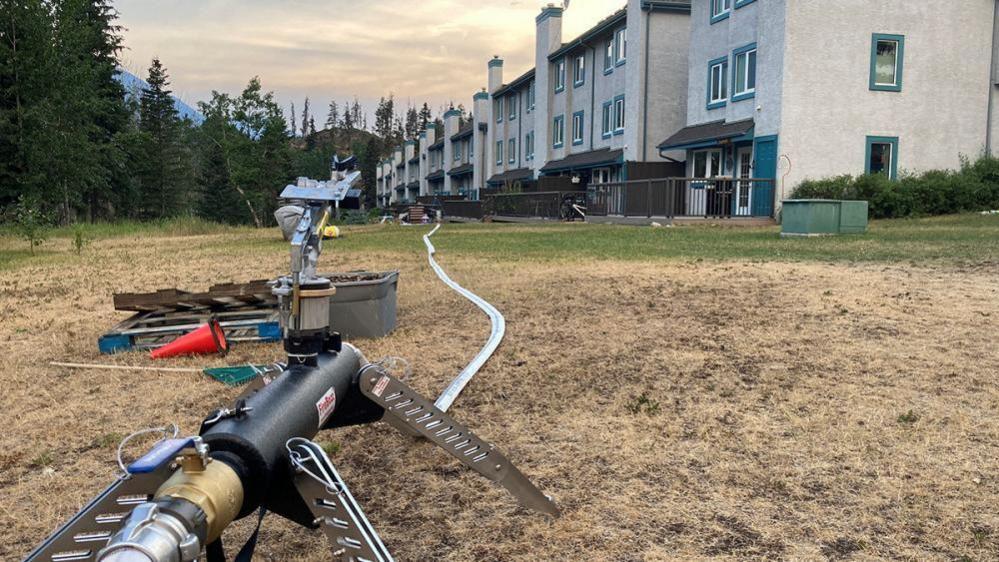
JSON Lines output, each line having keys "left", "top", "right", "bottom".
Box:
{"left": 406, "top": 181, "right": 419, "bottom": 189}
{"left": 428, "top": 139, "right": 445, "bottom": 151}
{"left": 549, "top": 8, "right": 626, "bottom": 61}
{"left": 493, "top": 68, "right": 536, "bottom": 97}
{"left": 345, "top": 189, "right": 362, "bottom": 199}
{"left": 657, "top": 119, "right": 755, "bottom": 151}
{"left": 451, "top": 123, "right": 474, "bottom": 141}
{"left": 447, "top": 163, "right": 474, "bottom": 177}
{"left": 426, "top": 170, "right": 445, "bottom": 182}
{"left": 540, "top": 148, "right": 624, "bottom": 174}
{"left": 487, "top": 168, "right": 534, "bottom": 185}
{"left": 408, "top": 155, "right": 420, "bottom": 164}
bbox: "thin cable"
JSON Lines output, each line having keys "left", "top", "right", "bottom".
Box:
{"left": 115, "top": 424, "right": 179, "bottom": 475}
{"left": 423, "top": 225, "right": 506, "bottom": 412}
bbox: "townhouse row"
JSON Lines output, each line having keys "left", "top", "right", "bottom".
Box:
{"left": 377, "top": 0, "right": 999, "bottom": 218}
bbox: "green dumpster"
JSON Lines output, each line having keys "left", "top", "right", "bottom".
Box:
{"left": 781, "top": 200, "right": 869, "bottom": 236}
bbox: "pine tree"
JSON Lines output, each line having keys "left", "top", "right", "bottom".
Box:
{"left": 404, "top": 105, "right": 418, "bottom": 140}
{"left": 341, "top": 99, "right": 354, "bottom": 132}
{"left": 418, "top": 102, "right": 432, "bottom": 133}
{"left": 300, "top": 96, "right": 310, "bottom": 140}
{"left": 136, "top": 57, "right": 187, "bottom": 218}
{"left": 289, "top": 101, "right": 296, "bottom": 136}
{"left": 374, "top": 95, "right": 395, "bottom": 141}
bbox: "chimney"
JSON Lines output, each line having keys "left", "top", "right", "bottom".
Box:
{"left": 425, "top": 123, "right": 436, "bottom": 146}
{"left": 488, "top": 56, "right": 504, "bottom": 93}
{"left": 536, "top": 4, "right": 564, "bottom": 56}
{"left": 443, "top": 107, "right": 461, "bottom": 138}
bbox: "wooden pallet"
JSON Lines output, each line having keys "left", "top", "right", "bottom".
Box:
{"left": 113, "top": 281, "right": 276, "bottom": 312}
{"left": 99, "top": 307, "right": 281, "bottom": 354}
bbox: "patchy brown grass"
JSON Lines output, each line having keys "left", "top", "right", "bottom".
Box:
{"left": 2, "top": 227, "right": 998, "bottom": 561}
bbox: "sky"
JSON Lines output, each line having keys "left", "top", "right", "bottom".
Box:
{"left": 115, "top": 0, "right": 619, "bottom": 122}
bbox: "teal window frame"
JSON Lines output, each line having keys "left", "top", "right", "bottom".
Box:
{"left": 509, "top": 95, "right": 517, "bottom": 120}
{"left": 527, "top": 82, "right": 536, "bottom": 112}
{"left": 710, "top": 0, "right": 731, "bottom": 24}
{"left": 553, "top": 115, "right": 565, "bottom": 148}
{"left": 494, "top": 99, "right": 503, "bottom": 123}
{"left": 615, "top": 27, "right": 627, "bottom": 66}
{"left": 731, "top": 43, "right": 757, "bottom": 102}
{"left": 572, "top": 110, "right": 585, "bottom": 146}
{"left": 870, "top": 33, "right": 904, "bottom": 92}
{"left": 707, "top": 56, "right": 729, "bottom": 110}
{"left": 601, "top": 101, "right": 613, "bottom": 139}
{"left": 734, "top": 0, "right": 755, "bottom": 7}
{"left": 573, "top": 54, "right": 586, "bottom": 88}
{"left": 496, "top": 140, "right": 503, "bottom": 166}
{"left": 603, "top": 39, "right": 614, "bottom": 74}
{"left": 454, "top": 142, "right": 461, "bottom": 161}
{"left": 613, "top": 95, "right": 625, "bottom": 135}
{"left": 525, "top": 131, "right": 534, "bottom": 161}
{"left": 865, "top": 136, "right": 899, "bottom": 180}
{"left": 555, "top": 58, "right": 566, "bottom": 93}
{"left": 509, "top": 138, "right": 517, "bottom": 164}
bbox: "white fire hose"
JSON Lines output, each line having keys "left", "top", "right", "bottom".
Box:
{"left": 423, "top": 225, "right": 506, "bottom": 412}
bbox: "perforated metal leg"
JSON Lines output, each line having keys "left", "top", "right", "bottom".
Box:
{"left": 287, "top": 439, "right": 394, "bottom": 562}
{"left": 358, "top": 367, "right": 560, "bottom": 517}
{"left": 22, "top": 465, "right": 174, "bottom": 562}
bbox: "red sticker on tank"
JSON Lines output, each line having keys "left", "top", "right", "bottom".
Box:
{"left": 316, "top": 387, "right": 337, "bottom": 427}
{"left": 372, "top": 375, "right": 391, "bottom": 397}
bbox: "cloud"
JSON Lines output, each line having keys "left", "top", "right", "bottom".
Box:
{"left": 116, "top": 0, "right": 621, "bottom": 116}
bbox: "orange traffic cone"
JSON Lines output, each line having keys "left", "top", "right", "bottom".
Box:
{"left": 150, "top": 318, "right": 228, "bottom": 359}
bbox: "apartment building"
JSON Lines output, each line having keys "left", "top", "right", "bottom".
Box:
{"left": 484, "top": 1, "right": 692, "bottom": 194}
{"left": 659, "top": 0, "right": 999, "bottom": 216}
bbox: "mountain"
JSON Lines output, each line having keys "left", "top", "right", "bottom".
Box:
{"left": 116, "top": 69, "right": 203, "bottom": 124}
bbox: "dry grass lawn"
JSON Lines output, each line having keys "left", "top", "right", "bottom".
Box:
{"left": 1, "top": 224, "right": 998, "bottom": 561}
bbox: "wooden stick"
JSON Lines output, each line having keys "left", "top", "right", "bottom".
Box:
{"left": 49, "top": 361, "right": 204, "bottom": 374}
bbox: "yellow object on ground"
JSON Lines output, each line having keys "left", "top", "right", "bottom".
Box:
{"left": 323, "top": 225, "right": 341, "bottom": 239}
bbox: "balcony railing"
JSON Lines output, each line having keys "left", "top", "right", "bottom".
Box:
{"left": 483, "top": 191, "right": 583, "bottom": 220}
{"left": 588, "top": 178, "right": 776, "bottom": 218}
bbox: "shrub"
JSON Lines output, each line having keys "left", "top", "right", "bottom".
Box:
{"left": 791, "top": 154, "right": 999, "bottom": 219}
{"left": 12, "top": 196, "right": 50, "bottom": 255}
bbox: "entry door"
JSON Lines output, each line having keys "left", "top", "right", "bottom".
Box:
{"left": 735, "top": 146, "right": 753, "bottom": 216}
{"left": 752, "top": 136, "right": 778, "bottom": 217}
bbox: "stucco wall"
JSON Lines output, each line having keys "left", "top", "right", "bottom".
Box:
{"left": 640, "top": 8, "right": 693, "bottom": 162}
{"left": 780, "top": 0, "right": 995, "bottom": 192}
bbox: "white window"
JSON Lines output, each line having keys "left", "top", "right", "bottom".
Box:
{"left": 615, "top": 28, "right": 627, "bottom": 64}
{"left": 708, "top": 58, "right": 728, "bottom": 106}
{"left": 693, "top": 149, "right": 723, "bottom": 178}
{"left": 574, "top": 55, "right": 585, "bottom": 86}
{"left": 553, "top": 115, "right": 565, "bottom": 147}
{"left": 555, "top": 59, "right": 566, "bottom": 92}
{"left": 604, "top": 40, "right": 614, "bottom": 72}
{"left": 572, "top": 112, "right": 584, "bottom": 145}
{"left": 528, "top": 81, "right": 536, "bottom": 110}
{"left": 509, "top": 138, "right": 516, "bottom": 164}
{"left": 509, "top": 95, "right": 517, "bottom": 120}
{"left": 526, "top": 131, "right": 534, "bottom": 160}
{"left": 454, "top": 143, "right": 461, "bottom": 161}
{"left": 602, "top": 102, "right": 612, "bottom": 137}
{"left": 613, "top": 97, "right": 625, "bottom": 132}
{"left": 711, "top": 0, "right": 732, "bottom": 20}
{"left": 871, "top": 35, "right": 904, "bottom": 91}
{"left": 495, "top": 99, "right": 502, "bottom": 122}
{"left": 496, "top": 141, "right": 503, "bottom": 165}
{"left": 733, "top": 47, "right": 757, "bottom": 98}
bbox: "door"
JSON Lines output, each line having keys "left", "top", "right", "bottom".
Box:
{"left": 691, "top": 149, "right": 723, "bottom": 216}
{"left": 735, "top": 146, "right": 753, "bottom": 216}
{"left": 752, "top": 135, "right": 778, "bottom": 217}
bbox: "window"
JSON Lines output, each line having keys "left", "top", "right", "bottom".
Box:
{"left": 870, "top": 34, "right": 904, "bottom": 92}
{"left": 732, "top": 44, "right": 757, "bottom": 101}
{"left": 707, "top": 56, "right": 729, "bottom": 109}
{"left": 572, "top": 111, "right": 584, "bottom": 145}
{"left": 525, "top": 131, "right": 535, "bottom": 160}
{"left": 615, "top": 28, "right": 627, "bottom": 65}
{"left": 613, "top": 95, "right": 625, "bottom": 134}
{"left": 735, "top": 0, "right": 756, "bottom": 7}
{"left": 509, "top": 95, "right": 517, "bottom": 120}
{"left": 553, "top": 115, "right": 565, "bottom": 148}
{"left": 693, "top": 149, "right": 723, "bottom": 178}
{"left": 866, "top": 136, "right": 898, "bottom": 180}
{"left": 509, "top": 138, "right": 516, "bottom": 164}
{"left": 496, "top": 141, "right": 503, "bottom": 166}
{"left": 601, "top": 101, "right": 613, "bottom": 138}
{"left": 454, "top": 142, "right": 461, "bottom": 161}
{"left": 710, "top": 0, "right": 732, "bottom": 23}
{"left": 574, "top": 55, "right": 585, "bottom": 87}
{"left": 495, "top": 99, "right": 502, "bottom": 123}
{"left": 555, "top": 59, "right": 566, "bottom": 93}
{"left": 604, "top": 40, "right": 614, "bottom": 74}
{"left": 527, "top": 81, "right": 536, "bottom": 111}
